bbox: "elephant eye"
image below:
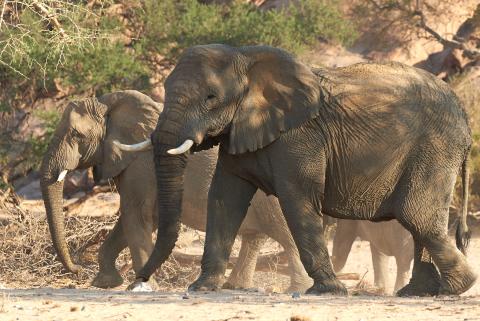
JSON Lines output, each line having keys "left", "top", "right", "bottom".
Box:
{"left": 206, "top": 94, "right": 216, "bottom": 101}
{"left": 72, "top": 128, "right": 84, "bottom": 139}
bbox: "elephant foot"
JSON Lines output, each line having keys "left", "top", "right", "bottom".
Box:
{"left": 222, "top": 281, "right": 250, "bottom": 290}
{"left": 305, "top": 279, "right": 347, "bottom": 296}
{"left": 286, "top": 277, "right": 313, "bottom": 293}
{"left": 438, "top": 260, "right": 477, "bottom": 295}
{"left": 126, "top": 278, "right": 158, "bottom": 292}
{"left": 91, "top": 271, "right": 123, "bottom": 289}
{"left": 397, "top": 262, "right": 440, "bottom": 297}
{"left": 188, "top": 275, "right": 225, "bottom": 292}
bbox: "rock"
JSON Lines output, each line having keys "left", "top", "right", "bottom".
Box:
{"left": 128, "top": 281, "right": 154, "bottom": 293}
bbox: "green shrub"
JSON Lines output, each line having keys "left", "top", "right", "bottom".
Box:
{"left": 140, "top": 0, "right": 357, "bottom": 59}
{"left": 0, "top": 3, "right": 150, "bottom": 99}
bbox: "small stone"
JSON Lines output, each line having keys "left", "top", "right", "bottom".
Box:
{"left": 130, "top": 282, "right": 153, "bottom": 293}
{"left": 182, "top": 292, "right": 190, "bottom": 299}
{"left": 70, "top": 306, "right": 78, "bottom": 312}
{"left": 292, "top": 292, "right": 301, "bottom": 299}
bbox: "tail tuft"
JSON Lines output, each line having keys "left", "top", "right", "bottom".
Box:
{"left": 456, "top": 220, "right": 471, "bottom": 255}
{"left": 456, "top": 151, "right": 471, "bottom": 255}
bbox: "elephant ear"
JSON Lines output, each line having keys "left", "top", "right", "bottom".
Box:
{"left": 228, "top": 47, "right": 322, "bottom": 154}
{"left": 99, "top": 91, "right": 162, "bottom": 179}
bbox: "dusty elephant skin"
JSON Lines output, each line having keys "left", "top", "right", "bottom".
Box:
{"left": 40, "top": 90, "right": 311, "bottom": 291}
{"left": 331, "top": 219, "right": 414, "bottom": 293}
{"left": 123, "top": 44, "right": 476, "bottom": 297}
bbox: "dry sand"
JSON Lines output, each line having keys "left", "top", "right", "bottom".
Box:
{"left": 2, "top": 196, "right": 480, "bottom": 320}
{"left": 1, "top": 238, "right": 479, "bottom": 321}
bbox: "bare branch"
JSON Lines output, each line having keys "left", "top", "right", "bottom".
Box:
{"left": 0, "top": 0, "right": 8, "bottom": 31}
{"left": 31, "top": 0, "right": 65, "bottom": 36}
{"left": 414, "top": 9, "right": 480, "bottom": 59}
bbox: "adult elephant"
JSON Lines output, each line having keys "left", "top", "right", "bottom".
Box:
{"left": 40, "top": 90, "right": 311, "bottom": 291}
{"left": 121, "top": 44, "right": 476, "bottom": 296}
{"left": 331, "top": 220, "right": 413, "bottom": 293}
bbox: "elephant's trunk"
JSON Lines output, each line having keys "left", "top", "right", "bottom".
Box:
{"left": 137, "top": 128, "right": 188, "bottom": 281}
{"left": 40, "top": 135, "right": 81, "bottom": 274}
{"left": 40, "top": 176, "right": 81, "bottom": 274}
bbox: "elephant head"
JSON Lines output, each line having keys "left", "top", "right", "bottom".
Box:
{"left": 120, "top": 45, "right": 323, "bottom": 281}
{"left": 40, "top": 90, "right": 161, "bottom": 273}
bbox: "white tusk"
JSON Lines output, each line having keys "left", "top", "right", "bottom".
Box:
{"left": 113, "top": 139, "right": 152, "bottom": 152}
{"left": 167, "top": 139, "right": 194, "bottom": 155}
{"left": 57, "top": 170, "right": 68, "bottom": 182}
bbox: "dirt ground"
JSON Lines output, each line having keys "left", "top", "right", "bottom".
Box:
{"left": 1, "top": 238, "right": 479, "bottom": 321}
{"left": 1, "top": 196, "right": 480, "bottom": 320}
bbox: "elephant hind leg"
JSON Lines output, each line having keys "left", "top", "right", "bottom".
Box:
{"left": 396, "top": 239, "right": 441, "bottom": 296}
{"left": 331, "top": 220, "right": 358, "bottom": 273}
{"left": 223, "top": 232, "right": 268, "bottom": 290}
{"left": 284, "top": 244, "right": 313, "bottom": 293}
{"left": 92, "top": 216, "right": 126, "bottom": 288}
{"left": 371, "top": 245, "right": 389, "bottom": 293}
{"left": 398, "top": 210, "right": 476, "bottom": 296}
{"left": 268, "top": 225, "right": 312, "bottom": 293}
{"left": 393, "top": 239, "right": 413, "bottom": 293}
{"left": 395, "top": 166, "right": 476, "bottom": 296}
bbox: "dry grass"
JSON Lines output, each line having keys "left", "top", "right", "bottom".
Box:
{"left": 0, "top": 188, "right": 294, "bottom": 291}
{"left": 0, "top": 203, "right": 117, "bottom": 288}
{"left": 0, "top": 189, "right": 202, "bottom": 290}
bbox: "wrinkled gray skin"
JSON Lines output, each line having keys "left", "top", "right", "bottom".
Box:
{"left": 40, "top": 90, "right": 311, "bottom": 291}
{"left": 331, "top": 220, "right": 413, "bottom": 293}
{"left": 132, "top": 44, "right": 476, "bottom": 296}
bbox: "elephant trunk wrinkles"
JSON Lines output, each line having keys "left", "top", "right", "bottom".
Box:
{"left": 40, "top": 176, "right": 81, "bottom": 273}
{"left": 137, "top": 135, "right": 187, "bottom": 281}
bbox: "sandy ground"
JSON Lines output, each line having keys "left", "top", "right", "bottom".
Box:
{"left": 1, "top": 237, "right": 479, "bottom": 321}
{"left": 2, "top": 196, "right": 480, "bottom": 320}
{"left": 1, "top": 288, "right": 480, "bottom": 321}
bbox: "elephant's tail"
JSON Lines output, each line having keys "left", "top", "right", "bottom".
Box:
{"left": 456, "top": 153, "right": 471, "bottom": 255}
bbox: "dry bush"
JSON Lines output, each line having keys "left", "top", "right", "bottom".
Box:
{"left": 0, "top": 202, "right": 117, "bottom": 288}
{"left": 0, "top": 188, "right": 290, "bottom": 291}
{"left": 153, "top": 253, "right": 200, "bottom": 291}
{"left": 0, "top": 191, "right": 201, "bottom": 289}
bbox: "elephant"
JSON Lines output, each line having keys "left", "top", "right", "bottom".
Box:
{"left": 40, "top": 90, "right": 312, "bottom": 291}
{"left": 119, "top": 44, "right": 476, "bottom": 297}
{"left": 331, "top": 219, "right": 414, "bottom": 293}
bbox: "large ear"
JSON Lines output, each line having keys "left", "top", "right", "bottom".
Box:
{"left": 98, "top": 90, "right": 162, "bottom": 179}
{"left": 228, "top": 47, "right": 322, "bottom": 154}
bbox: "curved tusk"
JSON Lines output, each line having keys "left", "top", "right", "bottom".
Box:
{"left": 113, "top": 139, "right": 152, "bottom": 152}
{"left": 167, "top": 139, "right": 194, "bottom": 155}
{"left": 57, "top": 170, "right": 68, "bottom": 182}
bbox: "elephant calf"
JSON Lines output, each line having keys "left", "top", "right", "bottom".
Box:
{"left": 331, "top": 219, "right": 413, "bottom": 293}
{"left": 40, "top": 90, "right": 311, "bottom": 291}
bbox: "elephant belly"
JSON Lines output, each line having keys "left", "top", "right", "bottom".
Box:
{"left": 323, "top": 169, "right": 401, "bottom": 220}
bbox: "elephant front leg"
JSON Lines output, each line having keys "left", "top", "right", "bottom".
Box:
{"left": 279, "top": 199, "right": 347, "bottom": 296}
{"left": 92, "top": 216, "right": 126, "bottom": 289}
{"left": 188, "top": 163, "right": 257, "bottom": 292}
